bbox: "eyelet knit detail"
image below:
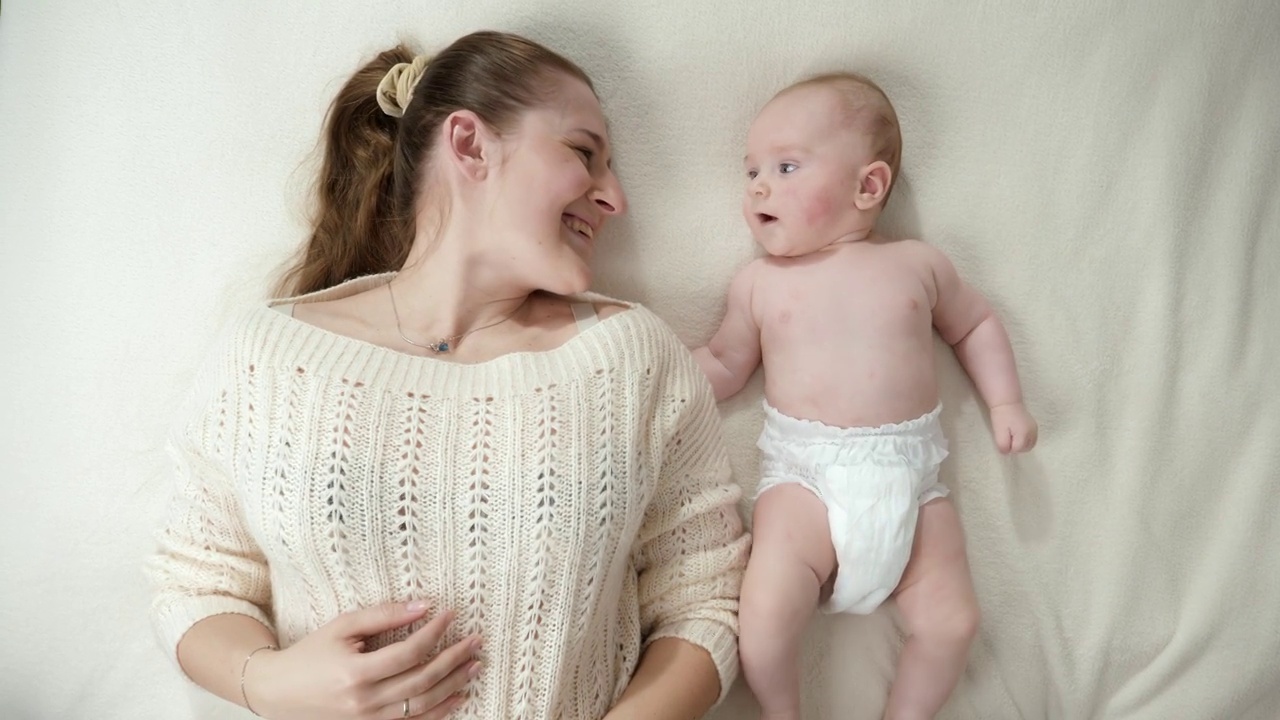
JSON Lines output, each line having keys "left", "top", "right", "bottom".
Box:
{"left": 147, "top": 274, "right": 750, "bottom": 718}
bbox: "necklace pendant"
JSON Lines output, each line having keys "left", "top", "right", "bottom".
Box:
{"left": 432, "top": 341, "right": 450, "bottom": 353}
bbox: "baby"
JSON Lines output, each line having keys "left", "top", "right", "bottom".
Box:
{"left": 694, "top": 74, "right": 1038, "bottom": 720}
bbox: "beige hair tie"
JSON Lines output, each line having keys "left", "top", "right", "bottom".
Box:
{"left": 377, "top": 54, "right": 431, "bottom": 118}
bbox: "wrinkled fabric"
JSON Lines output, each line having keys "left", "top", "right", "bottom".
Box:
{"left": 756, "top": 402, "right": 949, "bottom": 614}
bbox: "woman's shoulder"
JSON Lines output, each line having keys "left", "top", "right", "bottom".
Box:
{"left": 187, "top": 303, "right": 293, "bottom": 379}
{"left": 575, "top": 293, "right": 710, "bottom": 389}
{"left": 209, "top": 273, "right": 392, "bottom": 364}
{"left": 576, "top": 293, "right": 683, "bottom": 351}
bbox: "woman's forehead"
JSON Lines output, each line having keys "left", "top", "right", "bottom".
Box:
{"left": 528, "top": 84, "right": 610, "bottom": 140}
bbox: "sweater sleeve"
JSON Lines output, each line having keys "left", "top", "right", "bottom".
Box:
{"left": 634, "top": 341, "right": 751, "bottom": 703}
{"left": 144, "top": 331, "right": 274, "bottom": 671}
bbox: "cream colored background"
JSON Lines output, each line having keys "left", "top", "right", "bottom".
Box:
{"left": 2, "top": 1, "right": 1277, "bottom": 718}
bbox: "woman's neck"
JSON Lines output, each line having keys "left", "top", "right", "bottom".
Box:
{"left": 391, "top": 229, "right": 534, "bottom": 340}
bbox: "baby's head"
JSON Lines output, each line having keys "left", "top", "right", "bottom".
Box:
{"left": 743, "top": 73, "right": 901, "bottom": 257}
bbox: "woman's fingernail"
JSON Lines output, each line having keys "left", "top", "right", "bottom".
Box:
{"left": 468, "top": 662, "right": 483, "bottom": 679}
{"left": 406, "top": 600, "right": 429, "bottom": 613}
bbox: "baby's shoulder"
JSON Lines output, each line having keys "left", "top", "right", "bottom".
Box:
{"left": 881, "top": 237, "right": 951, "bottom": 274}
{"left": 883, "top": 236, "right": 938, "bottom": 258}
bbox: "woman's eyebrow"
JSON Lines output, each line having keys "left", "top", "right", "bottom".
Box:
{"left": 572, "top": 128, "right": 606, "bottom": 148}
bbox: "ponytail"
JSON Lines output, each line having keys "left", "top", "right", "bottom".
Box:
{"left": 277, "top": 32, "right": 594, "bottom": 297}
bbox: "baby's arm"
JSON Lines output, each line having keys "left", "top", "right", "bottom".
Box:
{"left": 925, "top": 245, "right": 1038, "bottom": 453}
{"left": 693, "top": 262, "right": 763, "bottom": 402}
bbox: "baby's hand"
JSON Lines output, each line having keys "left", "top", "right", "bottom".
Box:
{"left": 990, "top": 402, "right": 1038, "bottom": 453}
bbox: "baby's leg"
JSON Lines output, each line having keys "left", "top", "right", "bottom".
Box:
{"left": 740, "top": 484, "right": 837, "bottom": 720}
{"left": 884, "top": 498, "right": 980, "bottom": 720}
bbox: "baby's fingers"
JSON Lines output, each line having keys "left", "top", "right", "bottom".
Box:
{"left": 995, "top": 425, "right": 1014, "bottom": 454}
{"left": 1021, "top": 425, "right": 1039, "bottom": 452}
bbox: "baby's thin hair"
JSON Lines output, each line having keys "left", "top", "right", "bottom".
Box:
{"left": 788, "top": 72, "right": 902, "bottom": 201}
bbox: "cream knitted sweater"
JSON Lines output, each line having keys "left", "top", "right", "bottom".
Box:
{"left": 147, "top": 275, "right": 750, "bottom": 719}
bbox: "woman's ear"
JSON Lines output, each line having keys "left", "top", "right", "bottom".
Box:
{"left": 854, "top": 160, "right": 892, "bottom": 211}
{"left": 441, "top": 110, "right": 494, "bottom": 181}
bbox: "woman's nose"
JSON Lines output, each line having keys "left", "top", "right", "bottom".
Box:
{"left": 592, "top": 170, "right": 627, "bottom": 216}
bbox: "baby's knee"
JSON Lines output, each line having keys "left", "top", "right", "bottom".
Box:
{"left": 738, "top": 596, "right": 783, "bottom": 658}
{"left": 950, "top": 600, "right": 981, "bottom": 643}
{"left": 740, "top": 576, "right": 793, "bottom": 623}
{"left": 748, "top": 523, "right": 835, "bottom": 589}
{"left": 739, "top": 573, "right": 817, "bottom": 642}
{"left": 923, "top": 595, "right": 980, "bottom": 645}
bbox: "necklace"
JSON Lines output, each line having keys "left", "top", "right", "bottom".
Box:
{"left": 386, "top": 282, "right": 524, "bottom": 354}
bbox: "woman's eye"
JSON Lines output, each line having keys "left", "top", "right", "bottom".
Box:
{"left": 576, "top": 146, "right": 594, "bottom": 162}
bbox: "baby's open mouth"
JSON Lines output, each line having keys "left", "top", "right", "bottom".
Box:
{"left": 756, "top": 213, "right": 778, "bottom": 224}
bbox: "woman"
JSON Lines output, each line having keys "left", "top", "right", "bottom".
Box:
{"left": 147, "top": 30, "right": 749, "bottom": 720}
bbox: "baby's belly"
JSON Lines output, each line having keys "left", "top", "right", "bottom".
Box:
{"left": 763, "top": 351, "right": 939, "bottom": 429}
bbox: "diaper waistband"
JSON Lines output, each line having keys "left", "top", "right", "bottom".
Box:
{"left": 761, "top": 400, "right": 943, "bottom": 444}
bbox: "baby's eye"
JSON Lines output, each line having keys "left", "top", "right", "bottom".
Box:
{"left": 746, "top": 169, "right": 758, "bottom": 179}
{"left": 779, "top": 162, "right": 798, "bottom": 174}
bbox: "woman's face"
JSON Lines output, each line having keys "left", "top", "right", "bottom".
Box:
{"left": 485, "top": 75, "right": 628, "bottom": 295}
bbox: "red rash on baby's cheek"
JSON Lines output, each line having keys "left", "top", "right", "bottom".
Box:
{"left": 802, "top": 191, "right": 836, "bottom": 225}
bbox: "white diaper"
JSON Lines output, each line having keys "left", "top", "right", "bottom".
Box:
{"left": 756, "top": 402, "right": 950, "bottom": 615}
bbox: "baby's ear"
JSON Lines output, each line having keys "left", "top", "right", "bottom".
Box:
{"left": 854, "top": 160, "right": 892, "bottom": 211}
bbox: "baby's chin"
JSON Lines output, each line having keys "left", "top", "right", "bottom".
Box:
{"left": 753, "top": 232, "right": 811, "bottom": 258}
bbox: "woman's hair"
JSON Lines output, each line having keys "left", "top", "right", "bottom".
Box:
{"left": 276, "top": 31, "right": 594, "bottom": 297}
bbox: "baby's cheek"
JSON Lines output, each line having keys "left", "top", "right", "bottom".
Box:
{"left": 802, "top": 192, "right": 837, "bottom": 226}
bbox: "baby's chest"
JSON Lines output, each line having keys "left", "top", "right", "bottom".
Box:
{"left": 758, "top": 264, "right": 930, "bottom": 334}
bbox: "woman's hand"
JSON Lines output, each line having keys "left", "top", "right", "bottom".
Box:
{"left": 248, "top": 602, "right": 482, "bottom": 719}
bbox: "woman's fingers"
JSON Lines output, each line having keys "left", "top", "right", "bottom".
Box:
{"left": 330, "top": 601, "right": 430, "bottom": 641}
{"left": 361, "top": 609, "right": 457, "bottom": 678}
{"left": 376, "top": 656, "right": 481, "bottom": 719}
{"left": 372, "top": 634, "right": 481, "bottom": 709}
{"left": 417, "top": 692, "right": 465, "bottom": 720}
{"left": 419, "top": 691, "right": 465, "bottom": 717}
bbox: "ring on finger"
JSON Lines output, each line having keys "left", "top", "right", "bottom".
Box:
{"left": 402, "top": 698, "right": 410, "bottom": 718}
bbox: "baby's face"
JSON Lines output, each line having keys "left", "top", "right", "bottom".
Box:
{"left": 743, "top": 86, "right": 870, "bottom": 257}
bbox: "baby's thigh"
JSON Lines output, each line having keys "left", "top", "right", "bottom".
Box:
{"left": 892, "top": 499, "right": 978, "bottom": 624}
{"left": 752, "top": 484, "right": 838, "bottom": 586}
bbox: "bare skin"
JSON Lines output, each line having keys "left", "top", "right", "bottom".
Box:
{"left": 694, "top": 81, "right": 1037, "bottom": 720}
